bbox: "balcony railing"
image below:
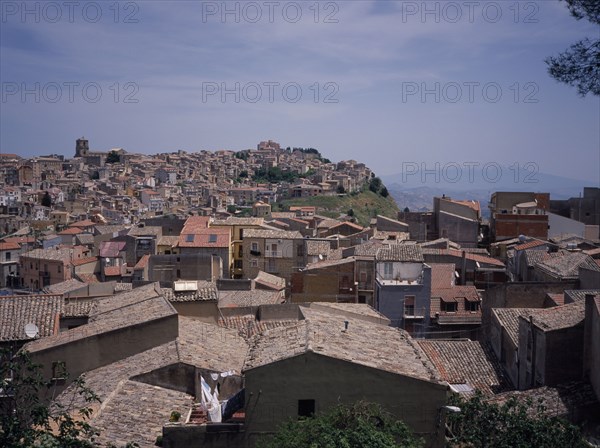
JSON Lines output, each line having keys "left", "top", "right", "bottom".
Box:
{"left": 265, "top": 251, "right": 282, "bottom": 258}
{"left": 403, "top": 307, "right": 426, "bottom": 319}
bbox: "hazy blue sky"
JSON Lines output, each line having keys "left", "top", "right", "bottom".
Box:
{"left": 1, "top": 1, "right": 599, "bottom": 183}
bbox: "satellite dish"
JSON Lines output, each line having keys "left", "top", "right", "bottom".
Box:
{"left": 24, "top": 323, "right": 39, "bottom": 339}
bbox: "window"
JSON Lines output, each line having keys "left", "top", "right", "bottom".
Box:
{"left": 5, "top": 252, "right": 10, "bottom": 261}
{"left": 251, "top": 259, "right": 258, "bottom": 267}
{"left": 267, "top": 258, "right": 276, "bottom": 273}
{"left": 251, "top": 242, "right": 258, "bottom": 251}
{"left": 57, "top": 264, "right": 61, "bottom": 273}
{"left": 52, "top": 361, "right": 67, "bottom": 381}
{"left": 238, "top": 246, "right": 243, "bottom": 257}
{"left": 383, "top": 262, "right": 393, "bottom": 278}
{"left": 466, "top": 300, "right": 479, "bottom": 312}
{"left": 185, "top": 234, "right": 194, "bottom": 243}
{"left": 298, "top": 399, "right": 315, "bottom": 418}
{"left": 297, "top": 243, "right": 305, "bottom": 257}
{"left": 208, "top": 234, "right": 218, "bottom": 243}
{"left": 404, "top": 296, "right": 415, "bottom": 316}
{"left": 441, "top": 300, "right": 458, "bottom": 312}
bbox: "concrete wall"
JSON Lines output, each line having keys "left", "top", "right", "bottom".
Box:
{"left": 376, "top": 266, "right": 431, "bottom": 336}
{"left": 29, "top": 314, "right": 178, "bottom": 397}
{"left": 584, "top": 295, "right": 600, "bottom": 401}
{"left": 162, "top": 424, "right": 244, "bottom": 448}
{"left": 149, "top": 254, "right": 217, "bottom": 284}
{"left": 548, "top": 212, "right": 586, "bottom": 238}
{"left": 171, "top": 301, "right": 219, "bottom": 323}
{"left": 244, "top": 352, "right": 447, "bottom": 448}
{"left": 489, "top": 312, "right": 518, "bottom": 388}
{"left": 543, "top": 326, "right": 584, "bottom": 386}
{"left": 580, "top": 267, "right": 600, "bottom": 290}
{"left": 483, "top": 282, "right": 575, "bottom": 338}
{"left": 494, "top": 214, "right": 548, "bottom": 241}
{"left": 517, "top": 317, "right": 584, "bottom": 390}
{"left": 437, "top": 212, "right": 479, "bottom": 248}
{"left": 290, "top": 261, "right": 355, "bottom": 303}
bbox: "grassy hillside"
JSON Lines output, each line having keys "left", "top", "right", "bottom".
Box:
{"left": 277, "top": 190, "right": 399, "bottom": 227}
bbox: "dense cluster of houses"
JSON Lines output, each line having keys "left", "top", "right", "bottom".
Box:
{"left": 1, "top": 140, "right": 599, "bottom": 447}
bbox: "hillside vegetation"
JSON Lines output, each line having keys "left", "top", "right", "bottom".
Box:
{"left": 277, "top": 190, "right": 399, "bottom": 227}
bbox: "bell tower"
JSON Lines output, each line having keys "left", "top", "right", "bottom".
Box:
{"left": 75, "top": 137, "right": 89, "bottom": 157}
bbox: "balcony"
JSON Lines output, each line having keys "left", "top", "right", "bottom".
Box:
{"left": 403, "top": 307, "right": 426, "bottom": 319}
{"left": 357, "top": 281, "right": 372, "bottom": 290}
{"left": 250, "top": 250, "right": 261, "bottom": 256}
{"left": 265, "top": 251, "right": 282, "bottom": 258}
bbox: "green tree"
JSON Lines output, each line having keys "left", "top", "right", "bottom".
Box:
{"left": 0, "top": 349, "right": 138, "bottom": 448}
{"left": 336, "top": 184, "right": 346, "bottom": 194}
{"left": 41, "top": 191, "right": 52, "bottom": 207}
{"left": 257, "top": 401, "right": 422, "bottom": 448}
{"left": 447, "top": 392, "right": 587, "bottom": 448}
{"left": 347, "top": 208, "right": 354, "bottom": 217}
{"left": 380, "top": 187, "right": 389, "bottom": 198}
{"left": 369, "top": 177, "right": 383, "bottom": 193}
{"left": 545, "top": 0, "right": 600, "bottom": 96}
{"left": 106, "top": 151, "right": 120, "bottom": 164}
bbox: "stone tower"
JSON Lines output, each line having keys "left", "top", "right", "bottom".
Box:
{"left": 75, "top": 137, "right": 89, "bottom": 157}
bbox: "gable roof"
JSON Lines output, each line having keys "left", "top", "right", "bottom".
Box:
{"left": 243, "top": 308, "right": 441, "bottom": 383}
{"left": 524, "top": 301, "right": 586, "bottom": 332}
{"left": 376, "top": 244, "right": 424, "bottom": 262}
{"left": 492, "top": 308, "right": 537, "bottom": 346}
{"left": 24, "top": 283, "right": 175, "bottom": 353}
{"left": 0, "top": 294, "right": 63, "bottom": 341}
{"left": 535, "top": 252, "right": 597, "bottom": 280}
{"left": 418, "top": 340, "right": 510, "bottom": 395}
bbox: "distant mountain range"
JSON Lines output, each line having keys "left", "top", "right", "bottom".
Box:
{"left": 382, "top": 166, "right": 598, "bottom": 218}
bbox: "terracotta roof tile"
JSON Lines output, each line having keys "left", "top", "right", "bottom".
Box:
{"left": 418, "top": 340, "right": 510, "bottom": 395}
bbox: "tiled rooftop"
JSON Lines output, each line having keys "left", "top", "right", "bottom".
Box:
{"left": 161, "top": 282, "right": 218, "bottom": 302}
{"left": 0, "top": 294, "right": 62, "bottom": 341}
{"left": 212, "top": 217, "right": 264, "bottom": 226}
{"left": 178, "top": 228, "right": 230, "bottom": 248}
{"left": 376, "top": 243, "right": 424, "bottom": 262}
{"left": 243, "top": 229, "right": 303, "bottom": 239}
{"left": 219, "top": 289, "right": 283, "bottom": 307}
{"left": 302, "top": 302, "right": 390, "bottom": 324}
{"left": 44, "top": 278, "right": 86, "bottom": 294}
{"left": 535, "top": 252, "right": 597, "bottom": 280}
{"left": 351, "top": 239, "right": 383, "bottom": 257}
{"left": 418, "top": 339, "right": 511, "bottom": 395}
{"left": 429, "top": 263, "right": 456, "bottom": 290}
{"left": 127, "top": 225, "right": 162, "bottom": 236}
{"left": 492, "top": 308, "right": 537, "bottom": 346}
{"left": 306, "top": 240, "right": 331, "bottom": 256}
{"left": 21, "top": 247, "right": 77, "bottom": 262}
{"left": 526, "top": 301, "right": 586, "bottom": 332}
{"left": 422, "top": 248, "right": 505, "bottom": 267}
{"left": 253, "top": 271, "right": 286, "bottom": 290}
{"left": 25, "top": 283, "right": 176, "bottom": 353}
{"left": 219, "top": 314, "right": 299, "bottom": 340}
{"left": 487, "top": 382, "right": 598, "bottom": 418}
{"left": 99, "top": 241, "right": 127, "bottom": 258}
{"left": 565, "top": 289, "right": 600, "bottom": 303}
{"left": 89, "top": 380, "right": 193, "bottom": 447}
{"left": 243, "top": 307, "right": 441, "bottom": 383}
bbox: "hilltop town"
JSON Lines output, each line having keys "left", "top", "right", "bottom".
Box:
{"left": 1, "top": 139, "right": 599, "bottom": 447}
